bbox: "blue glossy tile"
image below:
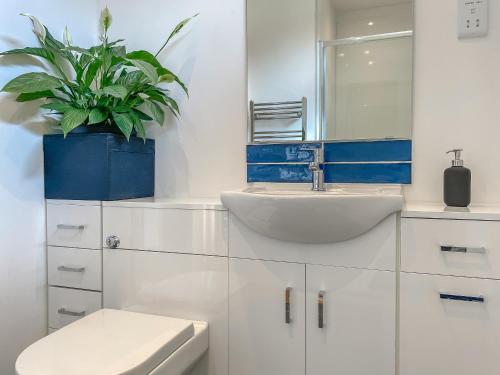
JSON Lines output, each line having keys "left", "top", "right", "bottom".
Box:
{"left": 247, "top": 143, "right": 320, "bottom": 163}
{"left": 324, "top": 140, "right": 412, "bottom": 162}
{"left": 324, "top": 163, "right": 411, "bottom": 184}
{"left": 247, "top": 164, "right": 312, "bottom": 183}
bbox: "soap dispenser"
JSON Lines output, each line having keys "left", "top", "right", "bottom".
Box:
{"left": 444, "top": 149, "right": 471, "bottom": 207}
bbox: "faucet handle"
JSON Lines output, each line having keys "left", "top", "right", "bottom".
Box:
{"left": 303, "top": 144, "right": 324, "bottom": 163}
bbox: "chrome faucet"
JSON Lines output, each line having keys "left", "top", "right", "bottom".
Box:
{"left": 305, "top": 144, "right": 326, "bottom": 191}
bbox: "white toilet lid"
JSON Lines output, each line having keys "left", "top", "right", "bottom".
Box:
{"left": 16, "top": 309, "right": 195, "bottom": 375}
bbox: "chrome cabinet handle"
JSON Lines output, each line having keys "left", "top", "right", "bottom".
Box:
{"left": 440, "top": 293, "right": 485, "bottom": 303}
{"left": 318, "top": 290, "right": 325, "bottom": 329}
{"left": 106, "top": 235, "right": 120, "bottom": 249}
{"left": 58, "top": 308, "right": 86, "bottom": 317}
{"left": 57, "top": 224, "right": 86, "bottom": 230}
{"left": 285, "top": 287, "right": 292, "bottom": 324}
{"left": 440, "top": 245, "right": 485, "bottom": 254}
{"left": 57, "top": 265, "right": 86, "bottom": 273}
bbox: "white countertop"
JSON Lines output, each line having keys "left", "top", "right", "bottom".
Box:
{"left": 102, "top": 197, "right": 226, "bottom": 210}
{"left": 403, "top": 202, "right": 500, "bottom": 221}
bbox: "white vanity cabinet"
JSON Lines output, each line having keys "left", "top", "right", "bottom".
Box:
{"left": 46, "top": 200, "right": 103, "bottom": 332}
{"left": 229, "top": 258, "right": 306, "bottom": 375}
{"left": 306, "top": 265, "right": 396, "bottom": 375}
{"left": 228, "top": 212, "right": 397, "bottom": 375}
{"left": 400, "top": 204, "right": 500, "bottom": 375}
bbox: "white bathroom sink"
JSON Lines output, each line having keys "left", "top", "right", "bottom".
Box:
{"left": 221, "top": 186, "right": 403, "bottom": 244}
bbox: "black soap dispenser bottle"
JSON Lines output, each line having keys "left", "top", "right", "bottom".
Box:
{"left": 444, "top": 149, "right": 471, "bottom": 207}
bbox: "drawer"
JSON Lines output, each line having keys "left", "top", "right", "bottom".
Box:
{"left": 47, "top": 202, "right": 101, "bottom": 249}
{"left": 401, "top": 218, "right": 500, "bottom": 279}
{"left": 48, "top": 287, "right": 102, "bottom": 329}
{"left": 48, "top": 247, "right": 102, "bottom": 291}
{"left": 400, "top": 272, "right": 500, "bottom": 375}
{"left": 103, "top": 207, "right": 228, "bottom": 256}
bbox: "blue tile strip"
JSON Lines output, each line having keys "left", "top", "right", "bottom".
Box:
{"left": 247, "top": 164, "right": 312, "bottom": 183}
{"left": 247, "top": 143, "right": 320, "bottom": 163}
{"left": 246, "top": 140, "right": 412, "bottom": 184}
{"left": 324, "top": 140, "right": 411, "bottom": 162}
{"left": 324, "top": 163, "right": 411, "bottom": 184}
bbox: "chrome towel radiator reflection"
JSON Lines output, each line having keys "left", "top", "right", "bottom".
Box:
{"left": 249, "top": 97, "right": 307, "bottom": 142}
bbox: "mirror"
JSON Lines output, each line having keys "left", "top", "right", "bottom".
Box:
{"left": 247, "top": 0, "right": 413, "bottom": 142}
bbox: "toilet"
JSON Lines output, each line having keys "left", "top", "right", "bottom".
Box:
{"left": 15, "top": 309, "right": 209, "bottom": 375}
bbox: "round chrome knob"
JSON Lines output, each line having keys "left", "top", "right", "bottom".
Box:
{"left": 106, "top": 235, "right": 120, "bottom": 249}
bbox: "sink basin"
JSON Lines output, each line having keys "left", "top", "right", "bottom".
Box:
{"left": 221, "top": 186, "right": 403, "bottom": 244}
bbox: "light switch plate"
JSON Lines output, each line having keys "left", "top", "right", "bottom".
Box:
{"left": 458, "top": 0, "right": 488, "bottom": 39}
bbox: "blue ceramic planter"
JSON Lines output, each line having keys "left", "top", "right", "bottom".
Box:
{"left": 43, "top": 132, "right": 155, "bottom": 201}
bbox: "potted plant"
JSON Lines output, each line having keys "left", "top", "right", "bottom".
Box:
{"left": 0, "top": 8, "right": 195, "bottom": 200}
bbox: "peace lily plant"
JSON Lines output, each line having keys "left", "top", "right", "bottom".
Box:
{"left": 0, "top": 8, "right": 195, "bottom": 140}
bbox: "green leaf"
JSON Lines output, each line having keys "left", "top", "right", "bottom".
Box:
{"left": 64, "top": 46, "right": 94, "bottom": 57}
{"left": 88, "top": 108, "right": 108, "bottom": 124}
{"left": 111, "top": 46, "right": 126, "bottom": 58}
{"left": 112, "top": 111, "right": 134, "bottom": 140}
{"left": 41, "top": 102, "right": 73, "bottom": 112}
{"left": 163, "top": 96, "right": 180, "bottom": 117}
{"left": 101, "top": 85, "right": 128, "bottom": 99}
{"left": 16, "top": 90, "right": 54, "bottom": 102}
{"left": 2, "top": 72, "right": 63, "bottom": 93}
{"left": 157, "top": 67, "right": 188, "bottom": 96}
{"left": 117, "top": 70, "right": 147, "bottom": 88}
{"left": 159, "top": 73, "right": 175, "bottom": 83}
{"left": 129, "top": 110, "right": 146, "bottom": 140}
{"left": 126, "top": 50, "right": 161, "bottom": 68}
{"left": 112, "top": 105, "right": 132, "bottom": 113}
{"left": 84, "top": 59, "right": 102, "bottom": 86}
{"left": 61, "top": 108, "right": 90, "bottom": 137}
{"left": 133, "top": 109, "right": 153, "bottom": 121}
{"left": 143, "top": 100, "right": 165, "bottom": 126}
{"left": 44, "top": 28, "right": 80, "bottom": 70}
{"left": 128, "top": 59, "right": 158, "bottom": 83}
{"left": 0, "top": 47, "right": 54, "bottom": 62}
{"left": 107, "top": 39, "right": 125, "bottom": 47}
{"left": 44, "top": 28, "right": 65, "bottom": 50}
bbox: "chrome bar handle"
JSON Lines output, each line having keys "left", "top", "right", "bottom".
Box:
{"left": 439, "top": 293, "right": 485, "bottom": 303}
{"left": 57, "top": 265, "right": 86, "bottom": 273}
{"left": 57, "top": 224, "right": 86, "bottom": 230}
{"left": 318, "top": 290, "right": 325, "bottom": 329}
{"left": 285, "top": 287, "right": 292, "bottom": 324}
{"left": 441, "top": 245, "right": 486, "bottom": 254}
{"left": 58, "top": 308, "right": 86, "bottom": 317}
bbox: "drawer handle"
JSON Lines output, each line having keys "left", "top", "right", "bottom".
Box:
{"left": 57, "top": 308, "right": 86, "bottom": 317}
{"left": 439, "top": 293, "right": 485, "bottom": 303}
{"left": 57, "top": 265, "right": 86, "bottom": 273}
{"left": 57, "top": 224, "right": 86, "bottom": 230}
{"left": 285, "top": 287, "right": 292, "bottom": 324}
{"left": 318, "top": 290, "right": 325, "bottom": 329}
{"left": 440, "top": 245, "right": 485, "bottom": 254}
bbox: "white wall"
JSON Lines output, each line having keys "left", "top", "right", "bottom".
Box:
{"left": 100, "top": 0, "right": 247, "bottom": 198}
{"left": 405, "top": 0, "right": 500, "bottom": 204}
{"left": 0, "top": 2, "right": 98, "bottom": 373}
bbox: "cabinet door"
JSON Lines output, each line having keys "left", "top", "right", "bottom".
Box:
{"left": 401, "top": 272, "right": 500, "bottom": 375}
{"left": 306, "top": 265, "right": 396, "bottom": 375}
{"left": 229, "top": 258, "right": 305, "bottom": 375}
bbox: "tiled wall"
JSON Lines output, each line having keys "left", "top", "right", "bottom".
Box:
{"left": 247, "top": 140, "right": 412, "bottom": 184}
